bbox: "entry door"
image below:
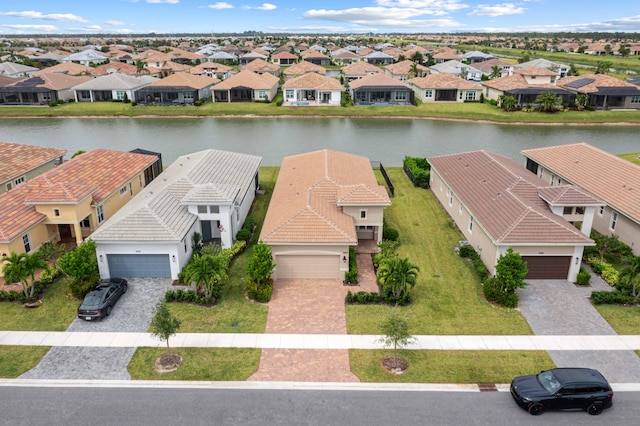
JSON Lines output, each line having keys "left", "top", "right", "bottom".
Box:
{"left": 59, "top": 224, "right": 72, "bottom": 240}
{"left": 201, "top": 221, "right": 212, "bottom": 241}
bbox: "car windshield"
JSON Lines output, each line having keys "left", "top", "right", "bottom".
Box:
{"left": 82, "top": 294, "right": 103, "bottom": 306}
{"left": 537, "top": 370, "right": 562, "bottom": 393}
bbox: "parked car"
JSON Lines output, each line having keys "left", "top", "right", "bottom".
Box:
{"left": 510, "top": 368, "right": 613, "bottom": 416}
{"left": 77, "top": 278, "right": 128, "bottom": 321}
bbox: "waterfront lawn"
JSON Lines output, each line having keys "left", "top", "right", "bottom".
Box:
{"left": 346, "top": 168, "right": 533, "bottom": 335}
{"left": 157, "top": 167, "right": 278, "bottom": 333}
{"left": 594, "top": 304, "right": 640, "bottom": 335}
{"left": 0, "top": 346, "right": 50, "bottom": 378}
{"left": 0, "top": 277, "right": 78, "bottom": 331}
{"left": 619, "top": 152, "right": 640, "bottom": 166}
{"left": 350, "top": 350, "right": 555, "bottom": 383}
{"left": 128, "top": 347, "right": 260, "bottom": 380}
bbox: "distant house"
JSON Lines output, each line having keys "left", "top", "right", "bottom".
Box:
{"left": 481, "top": 66, "right": 575, "bottom": 106}
{"left": 73, "top": 74, "right": 157, "bottom": 102}
{"left": 363, "top": 51, "right": 395, "bottom": 66}
{"left": 283, "top": 61, "right": 326, "bottom": 81}
{"left": 238, "top": 52, "right": 268, "bottom": 66}
{"left": 92, "top": 150, "right": 261, "bottom": 280}
{"left": 556, "top": 74, "right": 640, "bottom": 109}
{"left": 261, "top": 150, "right": 391, "bottom": 280}
{"left": 212, "top": 70, "right": 279, "bottom": 102}
{"left": 282, "top": 73, "right": 342, "bottom": 106}
{"left": 35, "top": 62, "right": 93, "bottom": 76}
{"left": 301, "top": 49, "right": 331, "bottom": 66}
{"left": 349, "top": 73, "right": 414, "bottom": 106}
{"left": 515, "top": 58, "right": 571, "bottom": 78}
{"left": 62, "top": 49, "right": 108, "bottom": 66}
{"left": 461, "top": 51, "right": 495, "bottom": 63}
{"left": 473, "top": 58, "right": 514, "bottom": 78}
{"left": 384, "top": 60, "right": 429, "bottom": 81}
{"left": 190, "top": 61, "right": 233, "bottom": 80}
{"left": 91, "top": 62, "right": 139, "bottom": 76}
{"left": 0, "top": 142, "right": 66, "bottom": 194}
{"left": 428, "top": 150, "right": 601, "bottom": 282}
{"left": 341, "top": 61, "right": 381, "bottom": 83}
{"left": 408, "top": 74, "right": 482, "bottom": 102}
{"left": 241, "top": 58, "right": 280, "bottom": 76}
{"left": 0, "top": 62, "right": 39, "bottom": 78}
{"left": 0, "top": 149, "right": 161, "bottom": 277}
{"left": 208, "top": 51, "right": 237, "bottom": 64}
{"left": 429, "top": 60, "right": 483, "bottom": 81}
{"left": 330, "top": 49, "right": 362, "bottom": 65}
{"left": 271, "top": 51, "right": 298, "bottom": 66}
{"left": 0, "top": 73, "right": 92, "bottom": 105}
{"left": 135, "top": 73, "right": 217, "bottom": 105}
{"left": 432, "top": 48, "right": 462, "bottom": 63}
{"left": 522, "top": 143, "right": 640, "bottom": 255}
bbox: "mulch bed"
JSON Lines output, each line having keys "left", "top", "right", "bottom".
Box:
{"left": 155, "top": 352, "right": 183, "bottom": 373}
{"left": 381, "top": 356, "right": 408, "bottom": 375}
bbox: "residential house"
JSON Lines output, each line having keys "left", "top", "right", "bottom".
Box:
{"left": 241, "top": 58, "right": 280, "bottom": 76}
{"left": 91, "top": 62, "right": 139, "bottom": 76}
{"left": 384, "top": 60, "right": 429, "bottom": 81}
{"left": 301, "top": 49, "right": 331, "bottom": 66}
{"left": 473, "top": 58, "right": 514, "bottom": 78}
{"left": 522, "top": 143, "right": 640, "bottom": 255}
{"left": 429, "top": 60, "right": 483, "bottom": 81}
{"left": 408, "top": 74, "right": 482, "bottom": 102}
{"left": 428, "top": 150, "right": 601, "bottom": 282}
{"left": 35, "top": 62, "right": 93, "bottom": 76}
{"left": 190, "top": 61, "right": 233, "bottom": 80}
{"left": 260, "top": 150, "right": 391, "bottom": 280}
{"left": 212, "top": 70, "right": 278, "bottom": 103}
{"left": 515, "top": 58, "right": 571, "bottom": 78}
{"left": 0, "top": 142, "right": 66, "bottom": 194}
{"left": 0, "top": 62, "right": 39, "bottom": 78}
{"left": 73, "top": 74, "right": 157, "bottom": 102}
{"left": 461, "top": 50, "right": 495, "bottom": 63}
{"left": 0, "top": 149, "right": 161, "bottom": 277}
{"left": 282, "top": 61, "right": 326, "bottom": 81}
{"left": 0, "top": 73, "right": 92, "bottom": 105}
{"left": 363, "top": 51, "right": 395, "bottom": 66}
{"left": 238, "top": 52, "right": 268, "bottom": 66}
{"left": 135, "top": 73, "right": 217, "bottom": 105}
{"left": 62, "top": 49, "right": 108, "bottom": 66}
{"left": 271, "top": 51, "right": 298, "bottom": 66}
{"left": 341, "top": 61, "right": 381, "bottom": 83}
{"left": 330, "top": 49, "right": 362, "bottom": 65}
{"left": 92, "top": 150, "right": 261, "bottom": 280}
{"left": 349, "top": 73, "right": 414, "bottom": 105}
{"left": 282, "top": 73, "right": 342, "bottom": 106}
{"left": 208, "top": 51, "right": 238, "bottom": 64}
{"left": 556, "top": 74, "right": 640, "bottom": 109}
{"left": 432, "top": 48, "right": 462, "bottom": 63}
{"left": 481, "top": 66, "right": 574, "bottom": 106}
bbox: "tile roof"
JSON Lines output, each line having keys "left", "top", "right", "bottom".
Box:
{"left": 242, "top": 58, "right": 280, "bottom": 73}
{"left": 71, "top": 74, "right": 157, "bottom": 91}
{"left": 349, "top": 73, "right": 411, "bottom": 89}
{"left": 522, "top": 143, "right": 640, "bottom": 223}
{"left": 514, "top": 66, "right": 559, "bottom": 77}
{"left": 212, "top": 70, "right": 279, "bottom": 90}
{"left": 189, "top": 61, "right": 232, "bottom": 74}
{"left": 428, "top": 150, "right": 593, "bottom": 245}
{"left": 0, "top": 149, "right": 158, "bottom": 243}
{"left": 557, "top": 74, "right": 639, "bottom": 93}
{"left": 409, "top": 73, "right": 481, "bottom": 90}
{"left": 272, "top": 51, "right": 297, "bottom": 59}
{"left": 282, "top": 72, "right": 342, "bottom": 90}
{"left": 35, "top": 62, "right": 93, "bottom": 76}
{"left": 384, "top": 60, "right": 429, "bottom": 75}
{"left": 481, "top": 74, "right": 558, "bottom": 92}
{"left": 341, "top": 61, "right": 381, "bottom": 76}
{"left": 261, "top": 150, "right": 391, "bottom": 245}
{"left": 91, "top": 150, "right": 262, "bottom": 242}
{"left": 145, "top": 72, "right": 218, "bottom": 89}
{"left": 283, "top": 61, "right": 326, "bottom": 76}
{"left": 5, "top": 73, "right": 93, "bottom": 91}
{"left": 90, "top": 62, "right": 139, "bottom": 76}
{"left": 0, "top": 142, "right": 66, "bottom": 184}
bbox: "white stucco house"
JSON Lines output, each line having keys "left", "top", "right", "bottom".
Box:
{"left": 91, "top": 149, "right": 262, "bottom": 279}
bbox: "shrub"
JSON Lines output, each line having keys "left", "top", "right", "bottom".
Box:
{"left": 576, "top": 267, "right": 591, "bottom": 286}
{"left": 39, "top": 264, "right": 61, "bottom": 285}
{"left": 345, "top": 290, "right": 381, "bottom": 304}
{"left": 601, "top": 264, "right": 619, "bottom": 286}
{"left": 246, "top": 278, "right": 273, "bottom": 303}
{"left": 344, "top": 269, "right": 358, "bottom": 284}
{"left": 56, "top": 99, "right": 65, "bottom": 105}
{"left": 69, "top": 276, "right": 99, "bottom": 300}
{"left": 48, "top": 101, "right": 58, "bottom": 107}
{"left": 459, "top": 245, "right": 488, "bottom": 280}
{"left": 458, "top": 244, "right": 476, "bottom": 258}
{"left": 403, "top": 156, "right": 431, "bottom": 188}
{"left": 220, "top": 240, "right": 247, "bottom": 265}
{"left": 483, "top": 278, "right": 519, "bottom": 308}
{"left": 591, "top": 291, "right": 633, "bottom": 305}
{"left": 382, "top": 220, "right": 399, "bottom": 241}
{"left": 165, "top": 289, "right": 209, "bottom": 305}
{"left": 236, "top": 228, "right": 250, "bottom": 241}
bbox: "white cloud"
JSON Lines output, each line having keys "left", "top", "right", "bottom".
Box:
{"left": 468, "top": 3, "right": 525, "bottom": 17}
{"left": 206, "top": 2, "right": 234, "bottom": 9}
{"left": 304, "top": 6, "right": 464, "bottom": 27}
{"left": 146, "top": 0, "right": 180, "bottom": 4}
{"left": 0, "top": 11, "right": 88, "bottom": 23}
{"left": 0, "top": 24, "right": 59, "bottom": 32}
{"left": 245, "top": 3, "right": 277, "bottom": 11}
{"left": 68, "top": 25, "right": 104, "bottom": 32}
{"left": 268, "top": 25, "right": 380, "bottom": 33}
{"left": 106, "top": 20, "right": 126, "bottom": 26}
{"left": 470, "top": 15, "right": 640, "bottom": 32}
{"left": 374, "top": 0, "right": 468, "bottom": 11}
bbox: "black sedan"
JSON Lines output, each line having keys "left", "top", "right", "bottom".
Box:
{"left": 511, "top": 368, "right": 613, "bottom": 416}
{"left": 77, "top": 278, "right": 128, "bottom": 321}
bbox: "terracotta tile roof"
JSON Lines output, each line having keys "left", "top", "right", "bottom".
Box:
{"left": 261, "top": 150, "right": 391, "bottom": 245}
{"left": 300, "top": 49, "right": 330, "bottom": 59}
{"left": 481, "top": 74, "right": 558, "bottom": 92}
{"left": 35, "top": 62, "right": 93, "bottom": 76}
{"left": 282, "top": 72, "right": 342, "bottom": 90}
{"left": 537, "top": 186, "right": 602, "bottom": 206}
{"left": 283, "top": 61, "right": 326, "bottom": 76}
{"left": 341, "top": 61, "right": 381, "bottom": 76}
{"left": 0, "top": 149, "right": 158, "bottom": 243}
{"left": 514, "top": 66, "right": 559, "bottom": 77}
{"left": 8, "top": 73, "right": 93, "bottom": 90}
{"left": 557, "top": 74, "right": 639, "bottom": 93}
{"left": 0, "top": 142, "right": 66, "bottom": 183}
{"left": 384, "top": 60, "right": 429, "bottom": 75}
{"left": 212, "top": 70, "right": 278, "bottom": 90}
{"left": 409, "top": 73, "right": 481, "bottom": 90}
{"left": 91, "top": 62, "right": 138, "bottom": 76}
{"left": 349, "top": 73, "right": 411, "bottom": 89}
{"left": 242, "top": 58, "right": 280, "bottom": 73}
{"left": 428, "top": 150, "right": 593, "bottom": 245}
{"left": 272, "top": 51, "right": 298, "bottom": 59}
{"left": 146, "top": 72, "right": 218, "bottom": 89}
{"left": 189, "top": 61, "right": 232, "bottom": 74}
{"left": 522, "top": 143, "right": 640, "bottom": 223}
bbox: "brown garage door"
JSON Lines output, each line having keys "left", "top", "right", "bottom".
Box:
{"left": 276, "top": 254, "right": 340, "bottom": 279}
{"left": 521, "top": 256, "right": 571, "bottom": 279}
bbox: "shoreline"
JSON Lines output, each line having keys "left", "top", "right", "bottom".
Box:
{"left": 4, "top": 113, "right": 640, "bottom": 126}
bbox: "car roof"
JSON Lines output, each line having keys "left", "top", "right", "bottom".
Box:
{"left": 551, "top": 368, "right": 608, "bottom": 385}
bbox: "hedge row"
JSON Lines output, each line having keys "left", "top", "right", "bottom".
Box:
{"left": 403, "top": 156, "right": 431, "bottom": 189}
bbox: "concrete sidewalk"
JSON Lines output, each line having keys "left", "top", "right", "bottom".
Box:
{"left": 2, "top": 331, "right": 640, "bottom": 351}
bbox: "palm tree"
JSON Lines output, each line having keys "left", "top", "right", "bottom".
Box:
{"left": 409, "top": 62, "right": 420, "bottom": 78}
{"left": 575, "top": 93, "right": 589, "bottom": 110}
{"left": 489, "top": 65, "right": 502, "bottom": 79}
{"left": 499, "top": 94, "right": 517, "bottom": 111}
{"left": 534, "top": 91, "right": 561, "bottom": 113}
{"left": 182, "top": 253, "right": 228, "bottom": 301}
{"left": 376, "top": 257, "right": 419, "bottom": 303}
{"left": 619, "top": 256, "right": 640, "bottom": 302}
{"left": 1, "top": 251, "right": 47, "bottom": 298}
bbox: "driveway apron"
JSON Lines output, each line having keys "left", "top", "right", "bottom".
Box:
{"left": 517, "top": 276, "right": 640, "bottom": 383}
{"left": 20, "top": 278, "right": 173, "bottom": 380}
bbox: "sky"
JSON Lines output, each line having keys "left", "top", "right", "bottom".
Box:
{"left": 0, "top": 0, "right": 639, "bottom": 35}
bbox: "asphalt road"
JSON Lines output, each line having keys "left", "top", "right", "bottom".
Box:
{"left": 1, "top": 386, "right": 637, "bottom": 425}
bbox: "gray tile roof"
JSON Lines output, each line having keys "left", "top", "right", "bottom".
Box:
{"left": 91, "top": 150, "right": 262, "bottom": 243}
{"left": 72, "top": 74, "right": 157, "bottom": 91}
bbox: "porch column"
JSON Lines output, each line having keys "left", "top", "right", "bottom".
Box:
{"left": 227, "top": 90, "right": 231, "bottom": 102}
{"left": 73, "top": 222, "right": 83, "bottom": 246}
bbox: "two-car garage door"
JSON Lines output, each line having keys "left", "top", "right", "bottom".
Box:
{"left": 107, "top": 254, "right": 172, "bottom": 278}
{"left": 522, "top": 256, "right": 571, "bottom": 280}
{"left": 276, "top": 254, "right": 340, "bottom": 279}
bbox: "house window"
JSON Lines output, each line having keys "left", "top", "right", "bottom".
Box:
{"left": 599, "top": 206, "right": 604, "bottom": 215}
{"left": 78, "top": 90, "right": 91, "bottom": 100}
{"left": 183, "top": 92, "right": 194, "bottom": 100}
{"left": 468, "top": 216, "right": 474, "bottom": 232}
{"left": 550, "top": 173, "right": 555, "bottom": 185}
{"left": 447, "top": 190, "right": 453, "bottom": 206}
{"left": 465, "top": 91, "right": 476, "bottom": 101}
{"left": 395, "top": 91, "right": 407, "bottom": 101}
{"left": 563, "top": 207, "right": 573, "bottom": 215}
{"left": 97, "top": 205, "right": 105, "bottom": 224}
{"left": 139, "top": 175, "right": 143, "bottom": 188}
{"left": 53, "top": 208, "right": 61, "bottom": 217}
{"left": 611, "top": 212, "right": 618, "bottom": 230}
{"left": 129, "top": 182, "right": 133, "bottom": 196}
{"left": 80, "top": 217, "right": 91, "bottom": 228}
{"left": 360, "top": 210, "right": 367, "bottom": 219}
{"left": 285, "top": 89, "right": 294, "bottom": 99}
{"left": 116, "top": 91, "right": 126, "bottom": 100}
{"left": 23, "top": 234, "right": 32, "bottom": 253}
{"left": 459, "top": 202, "right": 463, "bottom": 215}
{"left": 459, "top": 91, "right": 463, "bottom": 100}
{"left": 631, "top": 96, "right": 640, "bottom": 104}
{"left": 14, "top": 176, "right": 25, "bottom": 186}
{"left": 197, "top": 205, "right": 208, "bottom": 214}
{"left": 576, "top": 207, "right": 585, "bottom": 215}
{"left": 425, "top": 90, "right": 433, "bottom": 98}
{"left": 119, "top": 185, "right": 127, "bottom": 196}
{"left": 210, "top": 205, "right": 219, "bottom": 214}
{"left": 258, "top": 90, "right": 266, "bottom": 100}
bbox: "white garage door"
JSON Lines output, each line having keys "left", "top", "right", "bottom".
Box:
{"left": 107, "top": 254, "right": 171, "bottom": 278}
{"left": 276, "top": 255, "right": 340, "bottom": 279}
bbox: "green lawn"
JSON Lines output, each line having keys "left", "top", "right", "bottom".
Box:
{"left": 619, "top": 152, "right": 640, "bottom": 166}
{"left": 0, "top": 346, "right": 51, "bottom": 378}
{"left": 2, "top": 98, "right": 639, "bottom": 124}
{"left": 594, "top": 305, "right": 640, "bottom": 335}
{"left": 0, "top": 277, "right": 78, "bottom": 331}
{"left": 128, "top": 347, "right": 260, "bottom": 380}
{"left": 350, "top": 350, "right": 555, "bottom": 383}
{"left": 346, "top": 168, "right": 533, "bottom": 335}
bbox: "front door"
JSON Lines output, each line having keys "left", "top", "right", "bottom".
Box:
{"left": 201, "top": 220, "right": 212, "bottom": 242}
{"left": 59, "top": 224, "right": 72, "bottom": 241}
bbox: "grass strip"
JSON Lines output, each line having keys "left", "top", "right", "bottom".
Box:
{"left": 0, "top": 346, "right": 51, "bottom": 378}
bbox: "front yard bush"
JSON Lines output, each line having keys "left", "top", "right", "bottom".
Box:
{"left": 483, "top": 278, "right": 519, "bottom": 308}
{"left": 382, "top": 219, "right": 399, "bottom": 241}
{"left": 459, "top": 245, "right": 488, "bottom": 281}
{"left": 165, "top": 288, "right": 210, "bottom": 305}
{"left": 591, "top": 290, "right": 634, "bottom": 305}
{"left": 344, "top": 247, "right": 358, "bottom": 284}
{"left": 69, "top": 275, "right": 99, "bottom": 300}
{"left": 576, "top": 267, "right": 591, "bottom": 286}
{"left": 245, "top": 278, "right": 273, "bottom": 303}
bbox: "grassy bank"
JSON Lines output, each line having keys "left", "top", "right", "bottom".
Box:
{"left": 2, "top": 100, "right": 640, "bottom": 124}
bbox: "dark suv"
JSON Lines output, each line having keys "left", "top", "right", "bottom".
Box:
{"left": 77, "top": 278, "right": 128, "bottom": 321}
{"left": 511, "top": 368, "right": 613, "bottom": 416}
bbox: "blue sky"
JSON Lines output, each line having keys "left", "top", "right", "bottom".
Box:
{"left": 0, "top": 1, "right": 639, "bottom": 35}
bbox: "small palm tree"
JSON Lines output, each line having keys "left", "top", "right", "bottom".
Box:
{"left": 619, "top": 256, "right": 640, "bottom": 303}
{"left": 1, "top": 251, "right": 47, "bottom": 298}
{"left": 498, "top": 94, "right": 517, "bottom": 111}
{"left": 409, "top": 62, "right": 420, "bottom": 78}
{"left": 376, "top": 257, "right": 419, "bottom": 304}
{"left": 535, "top": 91, "right": 561, "bottom": 113}
{"left": 489, "top": 65, "right": 502, "bottom": 79}
{"left": 182, "top": 253, "right": 228, "bottom": 301}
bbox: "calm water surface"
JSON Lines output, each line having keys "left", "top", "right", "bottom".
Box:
{"left": 0, "top": 117, "right": 637, "bottom": 165}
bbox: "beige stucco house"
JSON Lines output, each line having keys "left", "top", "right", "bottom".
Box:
{"left": 0, "top": 142, "right": 66, "bottom": 194}
{"left": 261, "top": 150, "right": 391, "bottom": 280}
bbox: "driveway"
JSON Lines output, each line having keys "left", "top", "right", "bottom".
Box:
{"left": 20, "top": 278, "right": 173, "bottom": 380}
{"left": 517, "top": 275, "right": 640, "bottom": 383}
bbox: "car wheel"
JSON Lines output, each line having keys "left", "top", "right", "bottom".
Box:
{"left": 106, "top": 305, "right": 112, "bottom": 317}
{"left": 122, "top": 284, "right": 128, "bottom": 294}
{"left": 528, "top": 403, "right": 544, "bottom": 416}
{"left": 587, "top": 403, "right": 603, "bottom": 415}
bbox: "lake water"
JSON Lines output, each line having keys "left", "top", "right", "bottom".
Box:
{"left": 0, "top": 117, "right": 638, "bottom": 166}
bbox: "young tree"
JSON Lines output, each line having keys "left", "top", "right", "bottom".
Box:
{"left": 595, "top": 61, "right": 612, "bottom": 74}
{"left": 534, "top": 91, "right": 561, "bottom": 113}
{"left": 245, "top": 241, "right": 275, "bottom": 286}
{"left": 409, "top": 61, "right": 420, "bottom": 78}
{"left": 495, "top": 247, "right": 528, "bottom": 293}
{"left": 2, "top": 251, "right": 48, "bottom": 298}
{"left": 150, "top": 301, "right": 181, "bottom": 354}
{"left": 58, "top": 239, "right": 99, "bottom": 283}
{"left": 575, "top": 93, "right": 589, "bottom": 109}
{"left": 182, "top": 253, "right": 228, "bottom": 300}
{"left": 377, "top": 311, "right": 415, "bottom": 364}
{"left": 376, "top": 257, "right": 419, "bottom": 303}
